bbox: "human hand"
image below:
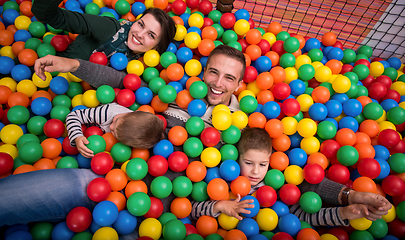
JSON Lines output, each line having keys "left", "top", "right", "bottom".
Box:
{"left": 340, "top": 203, "right": 386, "bottom": 221}
{"left": 213, "top": 194, "right": 254, "bottom": 220}
{"left": 349, "top": 191, "right": 391, "bottom": 217}
{"left": 34, "top": 55, "right": 80, "bottom": 81}
{"left": 74, "top": 136, "right": 94, "bottom": 158}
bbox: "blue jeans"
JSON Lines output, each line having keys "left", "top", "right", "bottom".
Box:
{"left": 0, "top": 169, "right": 99, "bottom": 226}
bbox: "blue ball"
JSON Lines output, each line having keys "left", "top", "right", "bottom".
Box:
{"left": 166, "top": 42, "right": 177, "bottom": 53}
{"left": 322, "top": 46, "right": 334, "bottom": 56}
{"left": 113, "top": 210, "right": 137, "bottom": 235}
{"left": 289, "top": 133, "right": 303, "bottom": 149}
{"left": 288, "top": 148, "right": 307, "bottom": 167}
{"left": 261, "top": 101, "right": 280, "bottom": 119}
{"left": 248, "top": 234, "right": 268, "bottom": 240}
{"left": 168, "top": 81, "right": 183, "bottom": 93}
{"left": 135, "top": 87, "right": 153, "bottom": 105}
{"left": 379, "top": 60, "right": 390, "bottom": 69}
{"left": 387, "top": 57, "right": 402, "bottom": 70}
{"left": 342, "top": 99, "right": 362, "bottom": 117}
{"left": 278, "top": 213, "right": 301, "bottom": 236}
{"left": 289, "top": 79, "right": 306, "bottom": 96}
{"left": 338, "top": 116, "right": 359, "bottom": 132}
{"left": 78, "top": 0, "right": 92, "bottom": 8}
{"left": 304, "top": 38, "right": 321, "bottom": 52}
{"left": 200, "top": 56, "right": 208, "bottom": 69}
{"left": 179, "top": 217, "right": 192, "bottom": 224}
{"left": 92, "top": 201, "right": 119, "bottom": 226}
{"left": 105, "top": 9, "right": 119, "bottom": 19}
{"left": 180, "top": 13, "right": 191, "bottom": 28}
{"left": 0, "top": 56, "right": 15, "bottom": 75}
{"left": 51, "top": 222, "right": 75, "bottom": 240}
{"left": 237, "top": 218, "right": 260, "bottom": 238}
{"left": 326, "top": 47, "right": 344, "bottom": 61}
{"left": 64, "top": 0, "right": 81, "bottom": 11}
{"left": 14, "top": 30, "right": 32, "bottom": 42}
{"left": 100, "top": 6, "right": 109, "bottom": 14}
{"left": 31, "top": 97, "right": 52, "bottom": 116}
{"left": 131, "top": 2, "right": 146, "bottom": 16}
{"left": 325, "top": 100, "right": 342, "bottom": 118}
{"left": 50, "top": 76, "right": 70, "bottom": 94}
{"left": 187, "top": 99, "right": 207, "bottom": 117}
{"left": 219, "top": 159, "right": 240, "bottom": 181}
{"left": 11, "top": 64, "right": 32, "bottom": 82}
{"left": 176, "top": 47, "right": 193, "bottom": 64}
{"left": 255, "top": 56, "right": 272, "bottom": 73}
{"left": 253, "top": 103, "right": 263, "bottom": 113}
{"left": 381, "top": 99, "right": 399, "bottom": 112}
{"left": 331, "top": 93, "right": 349, "bottom": 103}
{"left": 235, "top": 9, "right": 250, "bottom": 21}
{"left": 2, "top": 9, "right": 19, "bottom": 26}
{"left": 0, "top": 122, "right": 5, "bottom": 132}
{"left": 71, "top": 105, "right": 88, "bottom": 112}
{"left": 110, "top": 52, "right": 128, "bottom": 71}
{"left": 308, "top": 103, "right": 328, "bottom": 121}
{"left": 5, "top": 230, "right": 33, "bottom": 240}
{"left": 240, "top": 196, "right": 260, "bottom": 218}
{"left": 350, "top": 168, "right": 361, "bottom": 182}
{"left": 324, "top": 118, "right": 339, "bottom": 130}
{"left": 204, "top": 166, "right": 221, "bottom": 183}
{"left": 4, "top": 224, "right": 29, "bottom": 238}
{"left": 375, "top": 158, "right": 390, "bottom": 180}
{"left": 178, "top": 74, "right": 190, "bottom": 88}
{"left": 153, "top": 139, "right": 174, "bottom": 159}
{"left": 77, "top": 153, "right": 91, "bottom": 168}
{"left": 90, "top": 220, "right": 105, "bottom": 234}
{"left": 374, "top": 145, "right": 390, "bottom": 161}
{"left": 381, "top": 236, "right": 400, "bottom": 240}
{"left": 270, "top": 201, "right": 289, "bottom": 217}
{"left": 187, "top": 26, "right": 202, "bottom": 35}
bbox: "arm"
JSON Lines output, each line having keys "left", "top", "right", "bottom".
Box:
{"left": 290, "top": 203, "right": 350, "bottom": 227}
{"left": 190, "top": 200, "right": 219, "bottom": 221}
{"left": 298, "top": 177, "right": 345, "bottom": 206}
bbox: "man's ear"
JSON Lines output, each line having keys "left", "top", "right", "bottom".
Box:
{"left": 234, "top": 80, "right": 242, "bottom": 92}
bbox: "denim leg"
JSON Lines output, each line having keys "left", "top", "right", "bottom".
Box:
{"left": 0, "top": 169, "right": 99, "bottom": 227}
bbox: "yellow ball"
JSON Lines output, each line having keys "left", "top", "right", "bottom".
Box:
{"left": 127, "top": 60, "right": 145, "bottom": 76}
{"left": 312, "top": 61, "right": 324, "bottom": 70}
{"left": 0, "top": 144, "right": 18, "bottom": 159}
{"left": 399, "top": 101, "right": 405, "bottom": 110}
{"left": 370, "top": 61, "right": 385, "bottom": 77}
{"left": 350, "top": 217, "right": 372, "bottom": 230}
{"left": 57, "top": 72, "right": 71, "bottom": 82}
{"left": 14, "top": 15, "right": 32, "bottom": 31}
{"left": 334, "top": 113, "right": 346, "bottom": 123}
{"left": 231, "top": 111, "right": 248, "bottom": 129}
{"left": 185, "top": 59, "right": 202, "bottom": 77}
{"left": 284, "top": 165, "right": 304, "bottom": 185}
{"left": 188, "top": 13, "right": 204, "bottom": 28}
{"left": 295, "top": 55, "right": 312, "bottom": 69}
{"left": 184, "top": 32, "right": 201, "bottom": 49}
{"left": 32, "top": 72, "right": 52, "bottom": 88}
{"left": 284, "top": 67, "right": 298, "bottom": 84}
{"left": 315, "top": 66, "right": 332, "bottom": 82}
{"left": 1, "top": 124, "right": 24, "bottom": 145}
{"left": 218, "top": 213, "right": 239, "bottom": 230}
{"left": 379, "top": 120, "right": 396, "bottom": 132}
{"left": 234, "top": 19, "right": 250, "bottom": 36}
{"left": 281, "top": 117, "right": 297, "bottom": 135}
{"left": 382, "top": 204, "right": 395, "bottom": 223}
{"left": 143, "top": 50, "right": 160, "bottom": 67}
{"left": 0, "top": 77, "right": 17, "bottom": 92}
{"left": 174, "top": 25, "right": 187, "bottom": 41}
{"left": 256, "top": 208, "right": 278, "bottom": 231}
{"left": 332, "top": 75, "right": 351, "bottom": 93}
{"left": 320, "top": 233, "right": 339, "bottom": 240}
{"left": 67, "top": 72, "right": 82, "bottom": 82}
{"left": 300, "top": 136, "right": 320, "bottom": 155}
{"left": 297, "top": 118, "right": 317, "bottom": 137}
{"left": 120, "top": 160, "right": 130, "bottom": 173}
{"left": 200, "top": 147, "right": 221, "bottom": 167}
{"left": 391, "top": 81, "right": 405, "bottom": 96}
{"left": 0, "top": 46, "right": 16, "bottom": 59}
{"left": 375, "top": 110, "right": 386, "bottom": 123}
{"left": 93, "top": 0, "right": 106, "bottom": 8}
{"left": 82, "top": 90, "right": 100, "bottom": 108}
{"left": 145, "top": 0, "right": 154, "bottom": 8}
{"left": 246, "top": 81, "right": 261, "bottom": 96}
{"left": 296, "top": 94, "right": 313, "bottom": 112}
{"left": 71, "top": 94, "right": 83, "bottom": 108}
{"left": 237, "top": 89, "right": 255, "bottom": 102}
{"left": 212, "top": 104, "right": 231, "bottom": 115}
{"left": 17, "top": 80, "right": 37, "bottom": 97}
{"left": 92, "top": 227, "right": 119, "bottom": 240}
{"left": 212, "top": 111, "right": 232, "bottom": 131}
{"left": 262, "top": 32, "right": 276, "bottom": 46}
{"left": 139, "top": 218, "right": 162, "bottom": 240}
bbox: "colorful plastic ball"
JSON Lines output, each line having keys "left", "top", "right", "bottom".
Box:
{"left": 236, "top": 218, "right": 259, "bottom": 238}
{"left": 189, "top": 81, "right": 207, "bottom": 99}
{"left": 337, "top": 145, "right": 359, "bottom": 166}
{"left": 0, "top": 56, "right": 15, "bottom": 75}
{"left": 151, "top": 176, "right": 173, "bottom": 199}
{"left": 50, "top": 222, "right": 75, "bottom": 240}
{"left": 86, "top": 178, "right": 111, "bottom": 202}
{"left": 168, "top": 151, "right": 189, "bottom": 173}
{"left": 307, "top": 103, "right": 327, "bottom": 121}
{"left": 201, "top": 147, "right": 221, "bottom": 168}
{"left": 219, "top": 159, "right": 240, "bottom": 181}
{"left": 111, "top": 210, "right": 137, "bottom": 236}
{"left": 18, "top": 141, "right": 43, "bottom": 164}
{"left": 200, "top": 127, "right": 221, "bottom": 147}
{"left": 279, "top": 183, "right": 301, "bottom": 205}
{"left": 0, "top": 152, "right": 13, "bottom": 175}
{"left": 7, "top": 105, "right": 30, "bottom": 125}
{"left": 10, "top": 64, "right": 30, "bottom": 83}
{"left": 49, "top": 76, "right": 69, "bottom": 94}
{"left": 66, "top": 206, "right": 92, "bottom": 233}
{"left": 357, "top": 158, "right": 381, "bottom": 179}
{"left": 127, "top": 192, "right": 151, "bottom": 216}
{"left": 110, "top": 53, "right": 128, "bottom": 71}
{"left": 350, "top": 217, "right": 372, "bottom": 231}
{"left": 388, "top": 153, "right": 405, "bottom": 174}
{"left": 387, "top": 107, "right": 405, "bottom": 125}
{"left": 135, "top": 87, "right": 153, "bottom": 105}
{"left": 299, "top": 191, "right": 322, "bottom": 213}
{"left": 162, "top": 219, "right": 186, "bottom": 240}
{"left": 278, "top": 213, "right": 301, "bottom": 236}
{"left": 363, "top": 102, "right": 384, "bottom": 120}
{"left": 261, "top": 101, "right": 280, "bottom": 119}
{"left": 92, "top": 200, "right": 119, "bottom": 227}
{"left": 172, "top": 176, "right": 193, "bottom": 198}
{"left": 239, "top": 95, "right": 258, "bottom": 114}
{"left": 90, "top": 152, "right": 113, "bottom": 175}
{"left": 378, "top": 129, "right": 400, "bottom": 148}
{"left": 89, "top": 52, "right": 108, "bottom": 65}
{"left": 264, "top": 169, "right": 285, "bottom": 190}
{"left": 212, "top": 111, "right": 232, "bottom": 131}
{"left": 185, "top": 116, "right": 204, "bottom": 136}
{"left": 184, "top": 32, "right": 201, "bottom": 49}
{"left": 382, "top": 175, "right": 405, "bottom": 197}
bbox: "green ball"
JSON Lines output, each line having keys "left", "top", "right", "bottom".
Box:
{"left": 158, "top": 85, "right": 177, "bottom": 103}
{"left": 126, "top": 158, "right": 148, "bottom": 180}
{"left": 172, "top": 176, "right": 193, "bottom": 197}
{"left": 221, "top": 125, "right": 241, "bottom": 144}
{"left": 27, "top": 116, "right": 47, "bottom": 135}
{"left": 100, "top": 12, "right": 116, "bottom": 18}
{"left": 283, "top": 37, "right": 300, "bottom": 53}
{"left": 30, "top": 222, "right": 53, "bottom": 240}
{"left": 160, "top": 52, "right": 177, "bottom": 68}
{"left": 167, "top": 12, "right": 176, "bottom": 17}
{"left": 158, "top": 212, "right": 177, "bottom": 226}
{"left": 264, "top": 169, "right": 285, "bottom": 189}
{"left": 37, "top": 43, "right": 56, "bottom": 58}
{"left": 128, "top": 102, "right": 140, "bottom": 111}
{"left": 19, "top": 141, "right": 43, "bottom": 164}
{"left": 354, "top": 53, "right": 368, "bottom": 62}
{"left": 388, "top": 153, "right": 405, "bottom": 174}
{"left": 185, "top": 234, "right": 204, "bottom": 240}
{"left": 47, "top": 24, "right": 63, "bottom": 34}
{"left": 13, "top": 157, "right": 25, "bottom": 170}
{"left": 85, "top": 135, "right": 106, "bottom": 155}
{"left": 387, "top": 106, "right": 405, "bottom": 125}
{"left": 56, "top": 156, "right": 79, "bottom": 168}
{"left": 367, "top": 218, "right": 388, "bottom": 239}
{"left": 52, "top": 95, "right": 71, "bottom": 108}
{"left": 316, "top": 120, "right": 336, "bottom": 140}
{"left": 110, "top": 142, "right": 132, "bottom": 163}
{"left": 205, "top": 234, "right": 224, "bottom": 240}
{"left": 222, "top": 30, "right": 238, "bottom": 44}
{"left": 398, "top": 74, "right": 405, "bottom": 83}
{"left": 42, "top": 35, "right": 54, "bottom": 44}
{"left": 279, "top": 53, "right": 296, "bottom": 68}
{"left": 214, "top": 40, "right": 224, "bottom": 47}
{"left": 142, "top": 67, "right": 159, "bottom": 83}
{"left": 352, "top": 64, "right": 369, "bottom": 80}
{"left": 319, "top": 82, "right": 334, "bottom": 97}
{"left": 363, "top": 102, "right": 383, "bottom": 120}
{"left": 115, "top": 0, "right": 130, "bottom": 15}
{"left": 276, "top": 31, "right": 290, "bottom": 41}
{"left": 3, "top": 1, "right": 19, "bottom": 11}
{"left": 342, "top": 49, "right": 356, "bottom": 64}
{"left": 185, "top": 116, "right": 205, "bottom": 136}
{"left": 299, "top": 191, "right": 322, "bottom": 213}
{"left": 307, "top": 48, "right": 323, "bottom": 62}
{"left": 292, "top": 111, "right": 304, "bottom": 122}
{"left": 163, "top": 219, "right": 186, "bottom": 240}
{"left": 85, "top": 2, "right": 100, "bottom": 15}
{"left": 337, "top": 145, "right": 359, "bottom": 166}
{"left": 183, "top": 137, "right": 203, "bottom": 158}
{"left": 7, "top": 105, "right": 30, "bottom": 125}
{"left": 191, "top": 181, "right": 208, "bottom": 201}
{"left": 50, "top": 106, "right": 70, "bottom": 122}
{"left": 151, "top": 176, "right": 173, "bottom": 199}
{"left": 220, "top": 144, "right": 238, "bottom": 161}
{"left": 72, "top": 231, "right": 93, "bottom": 240}
{"left": 211, "top": 24, "right": 224, "bottom": 39}
{"left": 344, "top": 72, "right": 359, "bottom": 83}
{"left": 239, "top": 95, "right": 258, "bottom": 114}
{"left": 298, "top": 64, "right": 315, "bottom": 81}
{"left": 127, "top": 192, "right": 151, "bottom": 216}
{"left": 149, "top": 77, "right": 166, "bottom": 94}
{"left": 66, "top": 82, "right": 84, "bottom": 98}
{"left": 25, "top": 38, "right": 42, "bottom": 51}
{"left": 350, "top": 230, "right": 374, "bottom": 240}
{"left": 256, "top": 27, "right": 265, "bottom": 36}
{"left": 355, "top": 85, "right": 368, "bottom": 98}
{"left": 38, "top": 134, "right": 48, "bottom": 142}
{"left": 96, "top": 85, "right": 115, "bottom": 104}
{"left": 345, "top": 82, "right": 359, "bottom": 99}
{"left": 227, "top": 41, "right": 242, "bottom": 51}
{"left": 208, "top": 10, "right": 222, "bottom": 23}
{"left": 16, "top": 134, "right": 40, "bottom": 149}
{"left": 357, "top": 45, "right": 373, "bottom": 58}
{"left": 354, "top": 113, "right": 365, "bottom": 124}
{"left": 300, "top": 221, "right": 312, "bottom": 230}
{"left": 189, "top": 81, "right": 208, "bottom": 99}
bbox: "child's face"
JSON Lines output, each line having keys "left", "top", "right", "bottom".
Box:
{"left": 109, "top": 114, "right": 125, "bottom": 138}
{"left": 239, "top": 149, "right": 271, "bottom": 186}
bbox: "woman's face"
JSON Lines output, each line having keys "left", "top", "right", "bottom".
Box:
{"left": 127, "top": 14, "right": 162, "bottom": 53}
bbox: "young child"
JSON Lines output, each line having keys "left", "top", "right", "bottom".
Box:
{"left": 190, "top": 127, "right": 387, "bottom": 226}
{"left": 66, "top": 102, "right": 164, "bottom": 158}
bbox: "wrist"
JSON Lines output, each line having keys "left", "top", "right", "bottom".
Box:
{"left": 70, "top": 59, "right": 80, "bottom": 72}
{"left": 212, "top": 201, "right": 223, "bottom": 215}
{"left": 340, "top": 187, "right": 352, "bottom": 206}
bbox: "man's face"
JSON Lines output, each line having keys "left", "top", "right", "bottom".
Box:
{"left": 203, "top": 54, "right": 243, "bottom": 106}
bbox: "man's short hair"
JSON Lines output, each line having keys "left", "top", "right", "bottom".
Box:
{"left": 238, "top": 128, "right": 272, "bottom": 156}
{"left": 206, "top": 45, "right": 246, "bottom": 82}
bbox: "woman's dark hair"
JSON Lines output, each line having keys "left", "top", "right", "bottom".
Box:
{"left": 139, "top": 8, "right": 176, "bottom": 54}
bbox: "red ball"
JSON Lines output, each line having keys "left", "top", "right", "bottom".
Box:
{"left": 185, "top": 223, "right": 198, "bottom": 235}
{"left": 63, "top": 35, "right": 73, "bottom": 45}
{"left": 382, "top": 175, "right": 405, "bottom": 197}
{"left": 361, "top": 75, "right": 375, "bottom": 88}
{"left": 354, "top": 59, "right": 370, "bottom": 68}
{"left": 255, "top": 185, "right": 277, "bottom": 207}
{"left": 383, "top": 89, "right": 401, "bottom": 103}
{"left": 388, "top": 218, "right": 405, "bottom": 239}
{"left": 376, "top": 75, "right": 393, "bottom": 89}
{"left": 171, "top": 0, "right": 187, "bottom": 15}
{"left": 238, "top": 38, "right": 249, "bottom": 53}
{"left": 303, "top": 163, "right": 325, "bottom": 184}
{"left": 168, "top": 151, "right": 189, "bottom": 172}
{"left": 66, "top": 206, "right": 92, "bottom": 233}
{"left": 91, "top": 152, "right": 114, "bottom": 175}
{"left": 143, "top": 197, "right": 163, "bottom": 218}
{"left": 272, "top": 232, "right": 294, "bottom": 240}
{"left": 243, "top": 66, "right": 258, "bottom": 83}
{"left": 279, "top": 183, "right": 301, "bottom": 205}
{"left": 202, "top": 17, "right": 214, "bottom": 29}
{"left": 0, "top": 152, "right": 13, "bottom": 175}
{"left": 393, "top": 193, "right": 405, "bottom": 206}
{"left": 116, "top": 89, "right": 136, "bottom": 107}
{"left": 220, "top": 13, "right": 236, "bottom": 29}
{"left": 271, "top": 40, "right": 286, "bottom": 56}
{"left": 378, "top": 129, "right": 401, "bottom": 148}
{"left": 186, "top": 0, "right": 199, "bottom": 8}
{"left": 147, "top": 155, "right": 168, "bottom": 177}
{"left": 197, "top": 0, "right": 212, "bottom": 15}
{"left": 340, "top": 64, "right": 354, "bottom": 75}
{"left": 390, "top": 140, "right": 405, "bottom": 155}
{"left": 44, "top": 119, "right": 65, "bottom": 138}
{"left": 248, "top": 18, "right": 255, "bottom": 29}
{"left": 272, "top": 82, "right": 291, "bottom": 100}
{"left": 62, "top": 136, "right": 80, "bottom": 155}
{"left": 50, "top": 35, "right": 69, "bottom": 52}
{"left": 356, "top": 158, "right": 381, "bottom": 179}
{"left": 327, "top": 164, "right": 350, "bottom": 184}
{"left": 320, "top": 139, "right": 341, "bottom": 159}
{"left": 368, "top": 82, "right": 387, "bottom": 100}
{"left": 123, "top": 74, "right": 142, "bottom": 91}
{"left": 332, "top": 41, "right": 343, "bottom": 50}
{"left": 257, "top": 39, "right": 271, "bottom": 55}
{"left": 86, "top": 177, "right": 111, "bottom": 202}
{"left": 84, "top": 126, "right": 104, "bottom": 138}
{"left": 328, "top": 227, "right": 349, "bottom": 240}
{"left": 200, "top": 127, "right": 221, "bottom": 147}
{"left": 281, "top": 98, "right": 300, "bottom": 117}
{"left": 157, "top": 114, "right": 167, "bottom": 130}
{"left": 89, "top": 52, "right": 108, "bottom": 66}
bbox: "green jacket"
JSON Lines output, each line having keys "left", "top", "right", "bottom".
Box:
{"left": 31, "top": 0, "right": 120, "bottom": 60}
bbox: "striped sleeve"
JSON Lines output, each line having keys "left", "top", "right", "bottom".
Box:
{"left": 289, "top": 203, "right": 350, "bottom": 227}
{"left": 190, "top": 200, "right": 220, "bottom": 221}
{"left": 66, "top": 104, "right": 111, "bottom": 147}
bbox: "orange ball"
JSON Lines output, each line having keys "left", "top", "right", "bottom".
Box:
{"left": 106, "top": 191, "right": 126, "bottom": 211}
{"left": 312, "top": 86, "right": 330, "bottom": 103}
{"left": 198, "top": 39, "right": 215, "bottom": 56}
{"left": 245, "top": 29, "right": 262, "bottom": 45}
{"left": 269, "top": 66, "right": 286, "bottom": 83}
{"left": 131, "top": 148, "right": 150, "bottom": 161}
{"left": 18, "top": 48, "right": 38, "bottom": 67}
{"left": 224, "top": 229, "right": 247, "bottom": 240}
{"left": 230, "top": 176, "right": 251, "bottom": 197}
{"left": 170, "top": 197, "right": 192, "bottom": 218}
{"left": 325, "top": 59, "right": 342, "bottom": 75}
{"left": 0, "top": 21, "right": 4, "bottom": 31}
{"left": 291, "top": 48, "right": 302, "bottom": 58}
{"left": 41, "top": 138, "right": 62, "bottom": 159}
{"left": 125, "top": 180, "right": 147, "bottom": 198}
{"left": 153, "top": 0, "right": 168, "bottom": 10}
{"left": 121, "top": 12, "right": 135, "bottom": 21}
{"left": 294, "top": 34, "right": 306, "bottom": 49}
{"left": 207, "top": 178, "right": 229, "bottom": 200}
{"left": 0, "top": 85, "right": 13, "bottom": 104}
{"left": 105, "top": 169, "right": 128, "bottom": 191}
{"left": 270, "top": 151, "right": 289, "bottom": 171}
{"left": 257, "top": 90, "right": 274, "bottom": 105}
{"left": 103, "top": 132, "right": 119, "bottom": 152}
{"left": 355, "top": 143, "right": 375, "bottom": 160}
{"left": 8, "top": 92, "right": 30, "bottom": 108}
{"left": 196, "top": 215, "right": 218, "bottom": 238}
{"left": 356, "top": 96, "right": 372, "bottom": 108}
{"left": 151, "top": 95, "right": 169, "bottom": 112}
{"left": 353, "top": 176, "right": 377, "bottom": 193}
{"left": 265, "top": 119, "right": 284, "bottom": 138}
{"left": 14, "top": 165, "right": 36, "bottom": 174}
{"left": 359, "top": 120, "right": 380, "bottom": 138}
{"left": 355, "top": 132, "right": 371, "bottom": 145}
{"left": 168, "top": 126, "right": 188, "bottom": 146}
{"left": 7, "top": 25, "right": 18, "bottom": 35}
{"left": 267, "top": 22, "right": 283, "bottom": 35}
{"left": 11, "top": 41, "right": 25, "bottom": 57}
{"left": 335, "top": 128, "right": 357, "bottom": 146}
{"left": 296, "top": 228, "right": 321, "bottom": 240}
{"left": 0, "top": 30, "right": 14, "bottom": 46}
{"left": 217, "top": 228, "right": 228, "bottom": 238}
{"left": 307, "top": 152, "right": 329, "bottom": 170}
{"left": 176, "top": 90, "right": 194, "bottom": 109}
{"left": 245, "top": 44, "right": 261, "bottom": 61}
{"left": 272, "top": 134, "right": 291, "bottom": 152}
{"left": 167, "top": 63, "right": 184, "bottom": 81}
{"left": 256, "top": 72, "right": 274, "bottom": 90}
{"left": 33, "top": 158, "right": 56, "bottom": 170}
{"left": 322, "top": 32, "right": 337, "bottom": 46}
{"left": 243, "top": 53, "right": 251, "bottom": 67}
{"left": 20, "top": 1, "right": 34, "bottom": 17}
{"left": 248, "top": 112, "right": 267, "bottom": 128}
{"left": 265, "top": 51, "right": 279, "bottom": 67}
{"left": 186, "top": 76, "right": 201, "bottom": 90}
{"left": 32, "top": 90, "right": 52, "bottom": 101}
{"left": 202, "top": 26, "right": 217, "bottom": 41}
{"left": 137, "top": 105, "right": 155, "bottom": 114}
{"left": 186, "top": 161, "right": 207, "bottom": 182}
{"left": 234, "top": 82, "right": 246, "bottom": 97}
{"left": 159, "top": 68, "right": 170, "bottom": 84}
{"left": 172, "top": 16, "right": 184, "bottom": 25}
